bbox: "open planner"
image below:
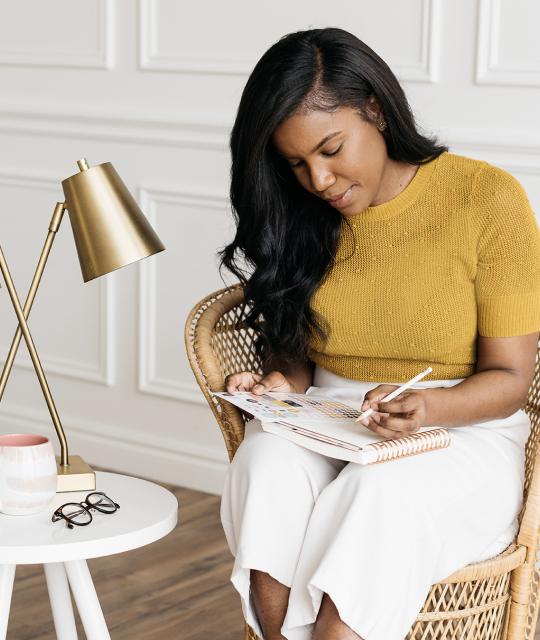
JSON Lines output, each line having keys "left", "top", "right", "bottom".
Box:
{"left": 213, "top": 390, "right": 451, "bottom": 465}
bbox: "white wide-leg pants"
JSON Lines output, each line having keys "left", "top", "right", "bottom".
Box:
{"left": 220, "top": 367, "right": 530, "bottom": 640}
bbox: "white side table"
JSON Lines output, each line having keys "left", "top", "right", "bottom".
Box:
{"left": 0, "top": 470, "right": 178, "bottom": 639}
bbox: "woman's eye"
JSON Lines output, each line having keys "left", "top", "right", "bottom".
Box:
{"left": 288, "top": 144, "right": 342, "bottom": 168}
{"left": 323, "top": 145, "right": 342, "bottom": 157}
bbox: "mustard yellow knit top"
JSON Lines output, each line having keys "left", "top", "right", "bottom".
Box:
{"left": 308, "top": 151, "right": 540, "bottom": 382}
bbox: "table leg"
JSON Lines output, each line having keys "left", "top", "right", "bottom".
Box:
{"left": 0, "top": 565, "right": 15, "bottom": 640}
{"left": 44, "top": 563, "right": 78, "bottom": 640}
{"left": 64, "top": 560, "right": 110, "bottom": 640}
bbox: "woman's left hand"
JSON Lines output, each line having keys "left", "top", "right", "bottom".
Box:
{"left": 359, "top": 384, "right": 429, "bottom": 439}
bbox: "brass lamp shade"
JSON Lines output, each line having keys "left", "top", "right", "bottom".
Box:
{"left": 62, "top": 161, "right": 165, "bottom": 282}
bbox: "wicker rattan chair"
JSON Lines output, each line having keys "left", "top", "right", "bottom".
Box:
{"left": 185, "top": 283, "right": 540, "bottom": 640}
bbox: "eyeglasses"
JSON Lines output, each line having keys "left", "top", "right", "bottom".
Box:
{"left": 52, "top": 491, "right": 120, "bottom": 529}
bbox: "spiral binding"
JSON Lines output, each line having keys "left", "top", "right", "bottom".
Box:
{"left": 369, "top": 427, "right": 451, "bottom": 463}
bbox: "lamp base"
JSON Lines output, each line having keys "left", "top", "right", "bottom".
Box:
{"left": 56, "top": 455, "right": 96, "bottom": 492}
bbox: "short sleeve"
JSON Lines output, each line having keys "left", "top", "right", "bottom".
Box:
{"left": 471, "top": 165, "right": 540, "bottom": 337}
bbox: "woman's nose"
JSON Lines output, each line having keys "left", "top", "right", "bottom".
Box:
{"left": 310, "top": 165, "right": 336, "bottom": 193}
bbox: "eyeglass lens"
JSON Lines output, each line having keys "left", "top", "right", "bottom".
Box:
{"left": 54, "top": 492, "right": 119, "bottom": 527}
{"left": 60, "top": 503, "right": 92, "bottom": 525}
{"left": 86, "top": 492, "right": 117, "bottom": 512}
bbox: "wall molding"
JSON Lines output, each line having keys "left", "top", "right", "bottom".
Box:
{"left": 0, "top": 102, "right": 230, "bottom": 149}
{"left": 394, "top": 0, "right": 440, "bottom": 83}
{"left": 140, "top": 0, "right": 440, "bottom": 83}
{"left": 0, "top": 401, "right": 227, "bottom": 495}
{"left": 430, "top": 127, "right": 540, "bottom": 158}
{"left": 3, "top": 103, "right": 540, "bottom": 157}
{"left": 476, "top": 0, "right": 540, "bottom": 87}
{"left": 138, "top": 186, "right": 229, "bottom": 404}
{"left": 0, "top": 0, "right": 114, "bottom": 70}
{"left": 139, "top": 0, "right": 252, "bottom": 75}
{"left": 0, "top": 171, "right": 115, "bottom": 386}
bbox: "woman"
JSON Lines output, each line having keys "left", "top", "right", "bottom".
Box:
{"left": 218, "top": 27, "right": 540, "bottom": 640}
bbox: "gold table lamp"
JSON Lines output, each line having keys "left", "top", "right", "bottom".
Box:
{"left": 0, "top": 159, "right": 165, "bottom": 492}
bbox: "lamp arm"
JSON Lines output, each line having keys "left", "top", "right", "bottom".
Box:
{"left": 0, "top": 202, "right": 66, "bottom": 401}
{"left": 0, "top": 244, "right": 69, "bottom": 467}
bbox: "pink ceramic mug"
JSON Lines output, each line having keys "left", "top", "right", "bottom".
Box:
{"left": 0, "top": 434, "right": 57, "bottom": 516}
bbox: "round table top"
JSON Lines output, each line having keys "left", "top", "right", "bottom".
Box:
{"left": 0, "top": 471, "right": 178, "bottom": 564}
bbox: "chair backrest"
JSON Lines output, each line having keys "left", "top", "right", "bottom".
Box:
{"left": 522, "top": 350, "right": 540, "bottom": 505}
{"left": 185, "top": 284, "right": 540, "bottom": 516}
{"left": 185, "top": 284, "right": 262, "bottom": 462}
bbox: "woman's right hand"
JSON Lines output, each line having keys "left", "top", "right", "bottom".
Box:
{"left": 224, "top": 370, "right": 297, "bottom": 394}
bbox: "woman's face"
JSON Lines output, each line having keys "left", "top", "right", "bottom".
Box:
{"left": 271, "top": 104, "right": 391, "bottom": 215}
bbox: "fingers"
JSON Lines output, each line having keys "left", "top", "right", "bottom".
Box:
{"left": 363, "top": 423, "right": 416, "bottom": 440}
{"left": 252, "top": 371, "right": 288, "bottom": 394}
{"left": 359, "top": 386, "right": 420, "bottom": 439}
{"left": 224, "top": 370, "right": 288, "bottom": 394}
{"left": 377, "top": 412, "right": 419, "bottom": 434}
{"left": 374, "top": 393, "right": 415, "bottom": 414}
{"left": 363, "top": 411, "right": 420, "bottom": 438}
{"left": 224, "top": 372, "right": 261, "bottom": 392}
{"left": 361, "top": 384, "right": 399, "bottom": 411}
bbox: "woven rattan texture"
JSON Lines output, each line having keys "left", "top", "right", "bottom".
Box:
{"left": 184, "top": 285, "right": 540, "bottom": 640}
{"left": 520, "top": 346, "right": 540, "bottom": 640}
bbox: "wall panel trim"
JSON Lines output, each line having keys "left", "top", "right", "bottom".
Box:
{"left": 138, "top": 186, "right": 230, "bottom": 404}
{"left": 0, "top": 0, "right": 114, "bottom": 69}
{"left": 476, "top": 0, "right": 540, "bottom": 87}
{"left": 139, "top": 0, "right": 440, "bottom": 83}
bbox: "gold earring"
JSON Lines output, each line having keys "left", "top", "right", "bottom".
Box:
{"left": 377, "top": 118, "right": 387, "bottom": 132}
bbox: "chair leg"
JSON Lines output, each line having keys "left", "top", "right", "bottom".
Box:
{"left": 64, "top": 560, "right": 110, "bottom": 640}
{"left": 44, "top": 563, "right": 78, "bottom": 639}
{"left": 0, "top": 565, "right": 15, "bottom": 640}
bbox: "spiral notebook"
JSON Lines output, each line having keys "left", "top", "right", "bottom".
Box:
{"left": 212, "top": 390, "right": 451, "bottom": 465}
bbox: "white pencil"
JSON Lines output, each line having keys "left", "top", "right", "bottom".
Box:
{"left": 355, "top": 366, "right": 433, "bottom": 422}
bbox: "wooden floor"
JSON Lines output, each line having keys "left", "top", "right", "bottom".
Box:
{"left": 6, "top": 468, "right": 245, "bottom": 640}
{"left": 6, "top": 467, "right": 540, "bottom": 639}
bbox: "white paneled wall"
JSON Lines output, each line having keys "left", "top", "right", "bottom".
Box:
{"left": 0, "top": 0, "right": 538, "bottom": 495}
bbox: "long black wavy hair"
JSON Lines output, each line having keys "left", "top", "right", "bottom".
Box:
{"left": 218, "top": 27, "right": 448, "bottom": 372}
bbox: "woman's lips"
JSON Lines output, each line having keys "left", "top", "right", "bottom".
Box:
{"left": 326, "top": 186, "right": 353, "bottom": 207}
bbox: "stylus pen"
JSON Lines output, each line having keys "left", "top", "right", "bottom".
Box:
{"left": 355, "top": 366, "right": 433, "bottom": 422}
